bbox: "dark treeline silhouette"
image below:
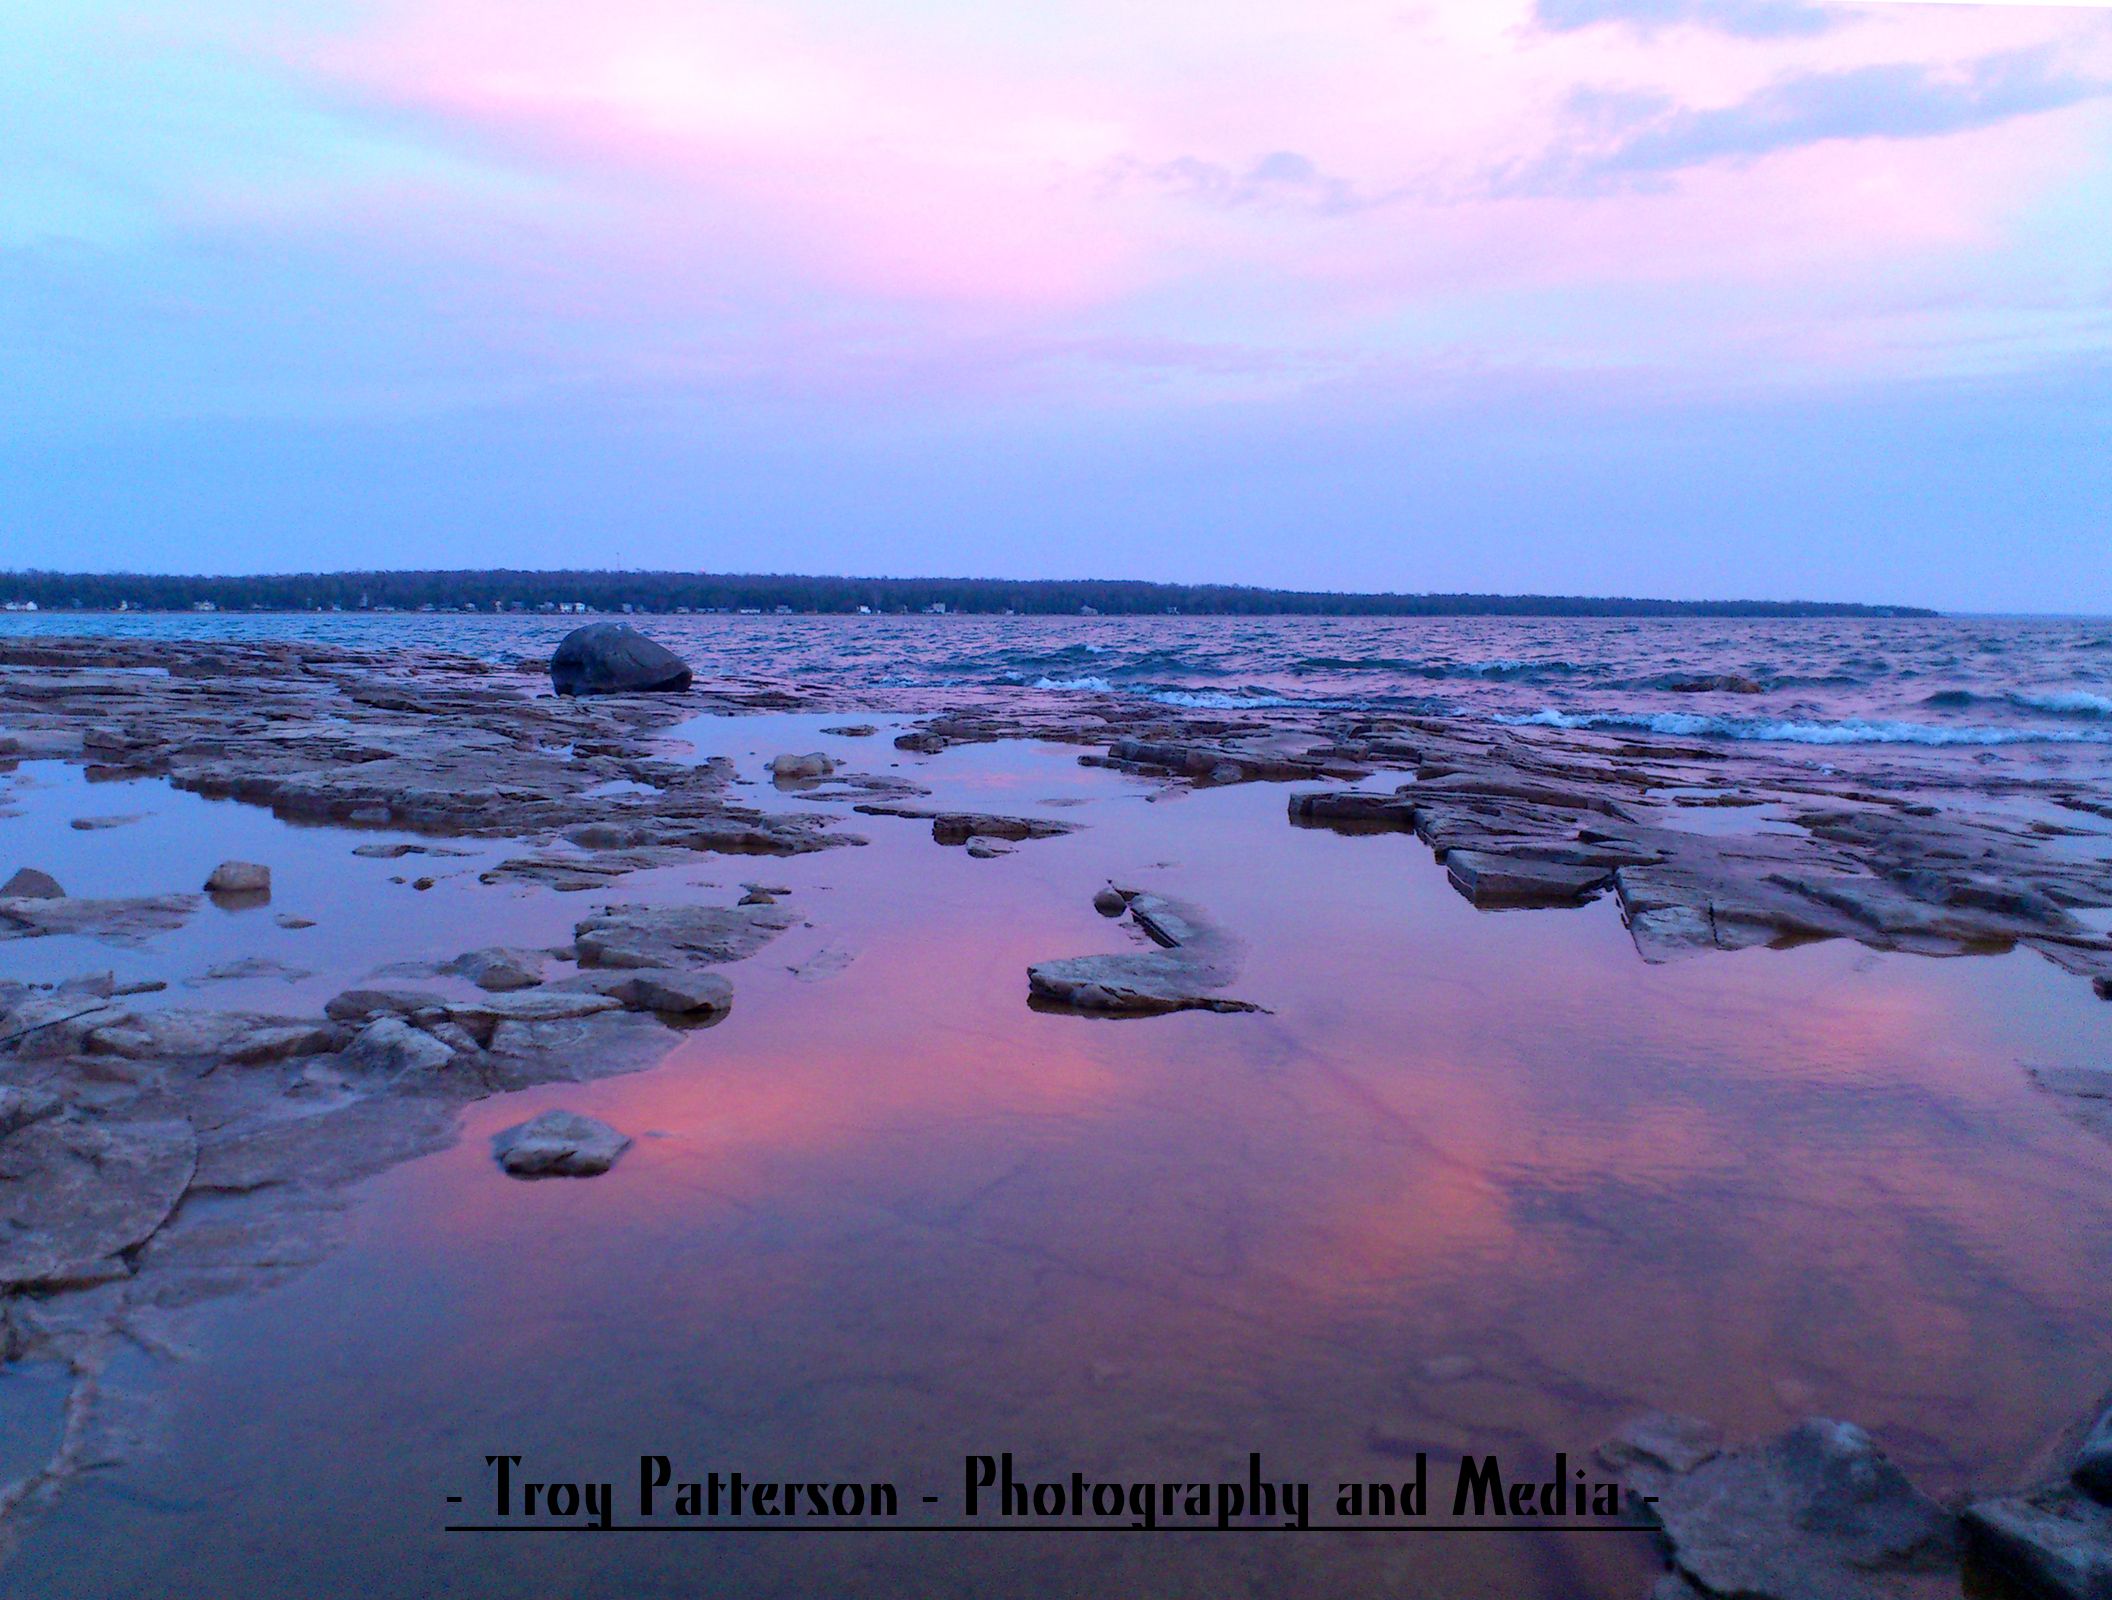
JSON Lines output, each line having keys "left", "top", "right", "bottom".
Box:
{"left": 0, "top": 569, "right": 1935, "bottom": 618}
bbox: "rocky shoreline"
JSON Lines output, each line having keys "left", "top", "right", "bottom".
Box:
{"left": 4, "top": 632, "right": 2112, "bottom": 1594}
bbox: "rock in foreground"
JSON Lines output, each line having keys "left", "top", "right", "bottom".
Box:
{"left": 1603, "top": 1414, "right": 1956, "bottom": 1600}
{"left": 549, "top": 622, "right": 693, "bottom": 696}
{"left": 1965, "top": 1488, "right": 2112, "bottom": 1600}
{"left": 491, "top": 1110, "right": 631, "bottom": 1177}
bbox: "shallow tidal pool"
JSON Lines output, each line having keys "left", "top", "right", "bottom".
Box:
{"left": 5, "top": 717, "right": 2112, "bottom": 1599}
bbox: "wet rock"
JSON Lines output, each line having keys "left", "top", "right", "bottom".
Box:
{"left": 853, "top": 805, "right": 1077, "bottom": 845}
{"left": 769, "top": 752, "right": 839, "bottom": 781}
{"left": 479, "top": 847, "right": 697, "bottom": 892}
{"left": 964, "top": 837, "right": 1014, "bottom": 859}
{"left": 0, "top": 1117, "right": 197, "bottom": 1290}
{"left": 0, "top": 1085, "right": 60, "bottom": 1137}
{"left": 549, "top": 621, "right": 693, "bottom": 696}
{"left": 442, "top": 990, "right": 623, "bottom": 1043}
{"left": 69, "top": 813, "right": 146, "bottom": 831}
{"left": 275, "top": 914, "right": 317, "bottom": 930}
{"left": 342, "top": 1017, "right": 457, "bottom": 1078}
{"left": 2075, "top": 1407, "right": 2112, "bottom": 1504}
{"left": 183, "top": 956, "right": 313, "bottom": 987}
{"left": 492, "top": 1109, "right": 630, "bottom": 1177}
{"left": 822, "top": 724, "right": 877, "bottom": 737}
{"left": 1029, "top": 892, "right": 1263, "bottom": 1017}
{"left": 0, "top": 894, "right": 196, "bottom": 944}
{"left": 481, "top": 1010, "right": 673, "bottom": 1088}
{"left": 1445, "top": 850, "right": 1613, "bottom": 908}
{"left": 4, "top": 997, "right": 118, "bottom": 1059}
{"left": 1105, "top": 738, "right": 1329, "bottom": 784}
{"left": 85, "top": 1007, "right": 321, "bottom": 1062}
{"left": 1597, "top": 1413, "right": 1724, "bottom": 1483}
{"left": 1608, "top": 1416, "right": 1955, "bottom": 1600}
{"left": 324, "top": 986, "right": 446, "bottom": 1024}
{"left": 1964, "top": 1489, "right": 2112, "bottom": 1600}
{"left": 449, "top": 947, "right": 546, "bottom": 992}
{"left": 1287, "top": 791, "right": 1417, "bottom": 830}
{"left": 600, "top": 969, "right": 734, "bottom": 1016}
{"left": 573, "top": 901, "right": 798, "bottom": 969}
{"left": 1092, "top": 886, "right": 1130, "bottom": 917}
{"left": 1, "top": 867, "right": 63, "bottom": 898}
{"left": 204, "top": 860, "right": 271, "bottom": 894}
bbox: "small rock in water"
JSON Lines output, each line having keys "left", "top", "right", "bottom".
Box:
{"left": 964, "top": 836, "right": 1014, "bottom": 859}
{"left": 492, "top": 1110, "right": 631, "bottom": 1177}
{"left": 275, "top": 913, "right": 317, "bottom": 930}
{"left": 769, "top": 752, "right": 839, "bottom": 781}
{"left": 607, "top": 969, "right": 733, "bottom": 1016}
{"left": 451, "top": 947, "right": 546, "bottom": 992}
{"left": 69, "top": 813, "right": 146, "bottom": 831}
{"left": 2, "top": 867, "right": 64, "bottom": 899}
{"left": 549, "top": 621, "right": 693, "bottom": 696}
{"left": 1092, "top": 886, "right": 1130, "bottom": 917}
{"left": 205, "top": 860, "right": 271, "bottom": 895}
{"left": 822, "top": 724, "right": 877, "bottom": 737}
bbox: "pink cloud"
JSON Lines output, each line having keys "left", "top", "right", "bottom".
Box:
{"left": 261, "top": 0, "right": 2111, "bottom": 392}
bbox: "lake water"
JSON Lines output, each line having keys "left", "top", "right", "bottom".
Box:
{"left": 3, "top": 621, "right": 2112, "bottom": 1598}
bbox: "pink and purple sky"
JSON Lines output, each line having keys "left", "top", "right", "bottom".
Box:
{"left": 2, "top": 0, "right": 2108, "bottom": 608}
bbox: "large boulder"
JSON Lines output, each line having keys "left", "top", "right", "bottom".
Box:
{"left": 549, "top": 622, "right": 692, "bottom": 696}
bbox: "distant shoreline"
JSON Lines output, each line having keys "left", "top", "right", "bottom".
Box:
{"left": 0, "top": 570, "right": 1935, "bottom": 619}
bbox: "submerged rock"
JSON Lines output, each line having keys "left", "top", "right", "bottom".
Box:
{"left": 0, "top": 893, "right": 195, "bottom": 944}
{"left": 1, "top": 867, "right": 63, "bottom": 898}
{"left": 491, "top": 1109, "right": 630, "bottom": 1177}
{"left": 549, "top": 622, "right": 692, "bottom": 696}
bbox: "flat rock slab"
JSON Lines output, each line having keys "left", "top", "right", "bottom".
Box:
{"left": 0, "top": 894, "right": 197, "bottom": 944}
{"left": 574, "top": 902, "right": 798, "bottom": 968}
{"left": 85, "top": 1008, "right": 333, "bottom": 1062}
{"left": 1446, "top": 849, "right": 1613, "bottom": 907}
{"left": 1028, "top": 891, "right": 1263, "bottom": 1017}
{"left": 492, "top": 1110, "right": 631, "bottom": 1177}
{"left": 0, "top": 1117, "right": 197, "bottom": 1289}
{"left": 1964, "top": 1489, "right": 2112, "bottom": 1600}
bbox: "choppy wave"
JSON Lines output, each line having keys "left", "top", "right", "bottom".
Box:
{"left": 1498, "top": 708, "right": 2112, "bottom": 746}
{"left": 2012, "top": 689, "right": 2112, "bottom": 719}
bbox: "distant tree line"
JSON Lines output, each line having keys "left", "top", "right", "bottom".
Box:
{"left": 0, "top": 569, "right": 1936, "bottom": 618}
